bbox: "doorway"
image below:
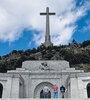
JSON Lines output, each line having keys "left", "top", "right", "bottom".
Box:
{"left": 0, "top": 83, "right": 3, "bottom": 98}
{"left": 87, "top": 83, "right": 90, "bottom": 98}
{"left": 40, "top": 89, "right": 51, "bottom": 98}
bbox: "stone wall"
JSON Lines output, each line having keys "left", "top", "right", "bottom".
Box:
{"left": 22, "top": 60, "right": 69, "bottom": 71}
{"left": 0, "top": 60, "right": 90, "bottom": 98}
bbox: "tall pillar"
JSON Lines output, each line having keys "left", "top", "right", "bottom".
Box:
{"left": 40, "top": 7, "right": 55, "bottom": 47}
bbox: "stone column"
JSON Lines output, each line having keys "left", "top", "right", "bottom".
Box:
{"left": 3, "top": 74, "right": 22, "bottom": 98}
{"left": 46, "top": 7, "right": 50, "bottom": 42}
{"left": 70, "top": 77, "right": 79, "bottom": 98}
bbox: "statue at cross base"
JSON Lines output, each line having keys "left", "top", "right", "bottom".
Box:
{"left": 40, "top": 7, "right": 56, "bottom": 47}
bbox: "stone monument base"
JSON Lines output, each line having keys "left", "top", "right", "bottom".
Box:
{"left": 0, "top": 60, "right": 90, "bottom": 98}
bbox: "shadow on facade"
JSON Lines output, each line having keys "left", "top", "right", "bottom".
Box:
{"left": 40, "top": 89, "right": 51, "bottom": 98}
{"left": 0, "top": 83, "right": 3, "bottom": 98}
{"left": 87, "top": 83, "right": 90, "bottom": 98}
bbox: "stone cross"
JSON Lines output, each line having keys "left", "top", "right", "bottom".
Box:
{"left": 40, "top": 7, "right": 55, "bottom": 47}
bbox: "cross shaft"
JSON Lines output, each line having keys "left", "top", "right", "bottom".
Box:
{"left": 40, "top": 7, "right": 55, "bottom": 47}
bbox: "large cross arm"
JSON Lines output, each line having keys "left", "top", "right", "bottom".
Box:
{"left": 40, "top": 13, "right": 47, "bottom": 15}
{"left": 40, "top": 13, "right": 56, "bottom": 15}
{"left": 49, "top": 13, "right": 56, "bottom": 15}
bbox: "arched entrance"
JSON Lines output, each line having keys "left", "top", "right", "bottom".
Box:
{"left": 0, "top": 83, "right": 3, "bottom": 98}
{"left": 34, "top": 82, "right": 53, "bottom": 98}
{"left": 87, "top": 83, "right": 90, "bottom": 98}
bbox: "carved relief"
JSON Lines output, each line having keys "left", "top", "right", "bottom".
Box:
{"left": 39, "top": 62, "right": 54, "bottom": 70}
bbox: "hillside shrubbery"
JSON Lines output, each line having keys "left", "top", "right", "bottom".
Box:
{"left": 81, "top": 40, "right": 90, "bottom": 47}
{"left": 0, "top": 39, "right": 90, "bottom": 72}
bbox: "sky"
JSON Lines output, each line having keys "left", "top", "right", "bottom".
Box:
{"left": 0, "top": 0, "right": 90, "bottom": 56}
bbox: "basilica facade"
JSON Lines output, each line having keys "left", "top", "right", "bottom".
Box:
{"left": 0, "top": 60, "right": 90, "bottom": 98}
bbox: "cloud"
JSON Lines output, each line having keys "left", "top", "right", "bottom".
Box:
{"left": 0, "top": 0, "right": 90, "bottom": 45}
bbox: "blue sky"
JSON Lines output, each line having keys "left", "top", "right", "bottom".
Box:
{"left": 73, "top": 10, "right": 90, "bottom": 42}
{"left": 0, "top": 0, "right": 90, "bottom": 56}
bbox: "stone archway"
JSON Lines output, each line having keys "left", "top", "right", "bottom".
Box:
{"left": 87, "top": 83, "right": 90, "bottom": 98}
{"left": 34, "top": 82, "right": 53, "bottom": 98}
{"left": 0, "top": 83, "right": 3, "bottom": 98}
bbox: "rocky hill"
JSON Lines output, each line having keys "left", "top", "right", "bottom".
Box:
{"left": 0, "top": 39, "right": 90, "bottom": 73}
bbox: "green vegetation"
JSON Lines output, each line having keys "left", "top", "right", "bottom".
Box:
{"left": 0, "top": 39, "right": 90, "bottom": 72}
{"left": 81, "top": 39, "right": 90, "bottom": 47}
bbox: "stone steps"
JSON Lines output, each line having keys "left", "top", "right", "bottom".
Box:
{"left": 0, "top": 98, "right": 90, "bottom": 100}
